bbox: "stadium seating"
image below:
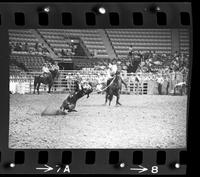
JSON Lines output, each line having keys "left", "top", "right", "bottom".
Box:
{"left": 10, "top": 54, "right": 45, "bottom": 72}
{"left": 106, "top": 29, "right": 173, "bottom": 58}
{"left": 37, "top": 29, "right": 109, "bottom": 58}
{"left": 8, "top": 29, "right": 190, "bottom": 73}
{"left": 179, "top": 29, "right": 190, "bottom": 55}
{"left": 9, "top": 29, "right": 39, "bottom": 47}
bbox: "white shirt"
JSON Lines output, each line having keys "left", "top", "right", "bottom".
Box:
{"left": 157, "top": 77, "right": 164, "bottom": 84}
{"left": 109, "top": 64, "right": 117, "bottom": 75}
{"left": 42, "top": 66, "right": 50, "bottom": 73}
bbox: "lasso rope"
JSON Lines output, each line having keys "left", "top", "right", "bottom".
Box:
{"left": 96, "top": 75, "right": 116, "bottom": 93}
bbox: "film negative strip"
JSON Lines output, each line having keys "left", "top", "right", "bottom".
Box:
{"left": 0, "top": 2, "right": 191, "bottom": 175}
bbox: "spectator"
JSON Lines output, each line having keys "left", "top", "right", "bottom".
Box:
{"left": 128, "top": 45, "right": 134, "bottom": 56}
{"left": 35, "top": 42, "right": 39, "bottom": 51}
{"left": 24, "top": 42, "right": 29, "bottom": 52}
{"left": 157, "top": 76, "right": 164, "bottom": 95}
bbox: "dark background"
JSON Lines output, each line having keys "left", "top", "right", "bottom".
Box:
{"left": 0, "top": 0, "right": 198, "bottom": 176}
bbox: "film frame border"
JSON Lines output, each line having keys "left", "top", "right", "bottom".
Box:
{"left": 0, "top": 2, "right": 192, "bottom": 175}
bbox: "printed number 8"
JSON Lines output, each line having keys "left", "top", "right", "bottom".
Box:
{"left": 151, "top": 166, "right": 158, "bottom": 174}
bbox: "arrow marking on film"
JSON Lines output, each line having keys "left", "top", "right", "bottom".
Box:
{"left": 130, "top": 165, "right": 148, "bottom": 174}
{"left": 36, "top": 164, "right": 53, "bottom": 173}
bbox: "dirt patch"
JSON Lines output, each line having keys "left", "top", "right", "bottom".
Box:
{"left": 9, "top": 93, "right": 187, "bottom": 149}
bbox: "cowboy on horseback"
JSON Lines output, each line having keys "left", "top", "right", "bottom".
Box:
{"left": 106, "top": 59, "right": 126, "bottom": 88}
{"left": 42, "top": 62, "right": 50, "bottom": 78}
{"left": 105, "top": 69, "right": 127, "bottom": 106}
{"left": 34, "top": 61, "right": 59, "bottom": 94}
{"left": 51, "top": 61, "right": 59, "bottom": 72}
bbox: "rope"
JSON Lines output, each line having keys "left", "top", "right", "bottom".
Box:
{"left": 96, "top": 76, "right": 116, "bottom": 93}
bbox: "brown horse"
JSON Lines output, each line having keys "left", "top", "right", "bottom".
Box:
{"left": 105, "top": 72, "right": 127, "bottom": 106}
{"left": 33, "top": 70, "right": 59, "bottom": 94}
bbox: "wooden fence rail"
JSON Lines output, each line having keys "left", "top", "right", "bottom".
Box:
{"left": 9, "top": 70, "right": 187, "bottom": 95}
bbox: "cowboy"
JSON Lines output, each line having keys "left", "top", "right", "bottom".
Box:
{"left": 52, "top": 61, "right": 59, "bottom": 71}
{"left": 74, "top": 74, "right": 83, "bottom": 93}
{"left": 42, "top": 63, "right": 50, "bottom": 77}
{"left": 108, "top": 59, "right": 118, "bottom": 78}
{"left": 48, "top": 62, "right": 53, "bottom": 71}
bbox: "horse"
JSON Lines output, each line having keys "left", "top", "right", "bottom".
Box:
{"left": 33, "top": 70, "right": 59, "bottom": 94}
{"left": 105, "top": 72, "right": 127, "bottom": 106}
{"left": 60, "top": 83, "right": 93, "bottom": 112}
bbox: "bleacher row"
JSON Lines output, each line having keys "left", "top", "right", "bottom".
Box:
{"left": 9, "top": 29, "right": 190, "bottom": 72}
{"left": 179, "top": 29, "right": 190, "bottom": 55}
{"left": 9, "top": 29, "right": 38, "bottom": 48}
{"left": 10, "top": 54, "right": 45, "bottom": 72}
{"left": 38, "top": 29, "right": 108, "bottom": 57}
{"left": 106, "top": 29, "right": 173, "bottom": 58}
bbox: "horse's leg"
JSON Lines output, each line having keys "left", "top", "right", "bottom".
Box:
{"left": 33, "top": 78, "right": 37, "bottom": 94}
{"left": 180, "top": 86, "right": 183, "bottom": 96}
{"left": 109, "top": 94, "right": 113, "bottom": 106}
{"left": 33, "top": 83, "right": 36, "bottom": 94}
{"left": 116, "top": 91, "right": 122, "bottom": 105}
{"left": 37, "top": 82, "right": 41, "bottom": 94}
{"left": 105, "top": 92, "right": 108, "bottom": 105}
{"left": 48, "top": 83, "right": 52, "bottom": 93}
{"left": 173, "top": 87, "right": 176, "bottom": 96}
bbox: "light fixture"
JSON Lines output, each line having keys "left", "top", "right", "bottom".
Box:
{"left": 43, "top": 6, "right": 50, "bottom": 13}
{"left": 98, "top": 7, "right": 106, "bottom": 14}
{"left": 148, "top": 4, "right": 161, "bottom": 13}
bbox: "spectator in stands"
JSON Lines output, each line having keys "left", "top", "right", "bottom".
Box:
{"left": 19, "top": 42, "right": 23, "bottom": 51}
{"left": 24, "top": 42, "right": 29, "bottom": 52}
{"left": 15, "top": 43, "right": 21, "bottom": 51}
{"left": 128, "top": 45, "right": 134, "bottom": 56}
{"left": 93, "top": 49, "right": 98, "bottom": 58}
{"left": 35, "top": 42, "right": 39, "bottom": 52}
{"left": 61, "top": 49, "right": 65, "bottom": 56}
{"left": 127, "top": 60, "right": 134, "bottom": 73}
{"left": 20, "top": 42, "right": 25, "bottom": 51}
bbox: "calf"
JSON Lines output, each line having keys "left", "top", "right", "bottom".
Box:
{"left": 60, "top": 85, "right": 93, "bottom": 112}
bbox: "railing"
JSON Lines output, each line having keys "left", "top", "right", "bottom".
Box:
{"left": 9, "top": 70, "right": 188, "bottom": 95}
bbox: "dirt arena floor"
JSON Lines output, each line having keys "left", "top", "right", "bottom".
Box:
{"left": 9, "top": 93, "right": 187, "bottom": 149}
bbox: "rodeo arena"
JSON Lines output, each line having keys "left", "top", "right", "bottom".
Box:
{"left": 9, "top": 29, "right": 189, "bottom": 149}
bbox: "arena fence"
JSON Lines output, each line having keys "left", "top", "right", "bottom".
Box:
{"left": 9, "top": 70, "right": 188, "bottom": 95}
